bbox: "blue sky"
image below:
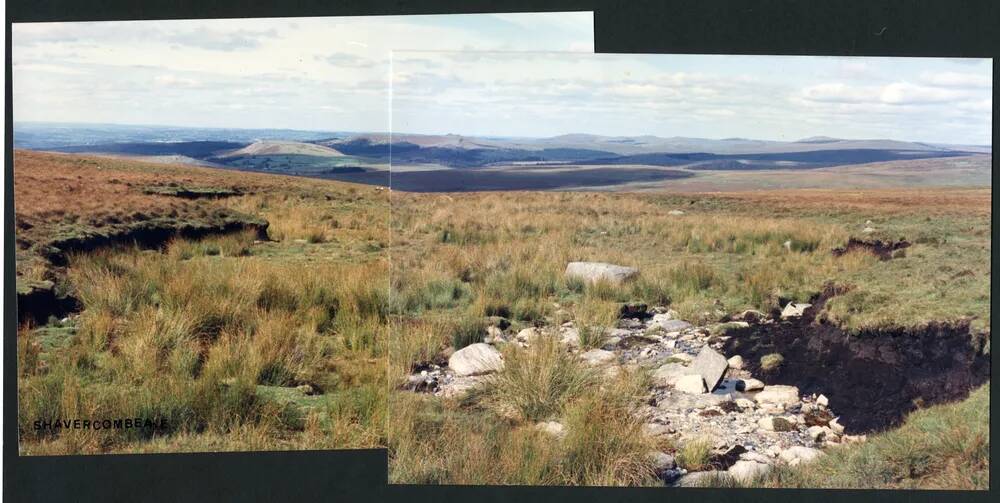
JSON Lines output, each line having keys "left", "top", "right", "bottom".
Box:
{"left": 12, "top": 13, "right": 593, "bottom": 132}
{"left": 392, "top": 53, "right": 992, "bottom": 145}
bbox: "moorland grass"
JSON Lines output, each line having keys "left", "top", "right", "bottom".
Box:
{"left": 388, "top": 188, "right": 990, "bottom": 486}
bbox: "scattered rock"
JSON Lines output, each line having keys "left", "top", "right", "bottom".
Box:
{"left": 727, "top": 355, "right": 744, "bottom": 370}
{"left": 564, "top": 261, "right": 639, "bottom": 284}
{"left": 448, "top": 343, "right": 504, "bottom": 376}
{"left": 688, "top": 346, "right": 729, "bottom": 391}
{"left": 559, "top": 326, "right": 581, "bottom": 347}
{"left": 816, "top": 394, "right": 829, "bottom": 407}
{"left": 806, "top": 425, "right": 828, "bottom": 442}
{"left": 829, "top": 417, "right": 846, "bottom": 434}
{"left": 728, "top": 460, "right": 771, "bottom": 483}
{"left": 652, "top": 362, "right": 688, "bottom": 387}
{"left": 677, "top": 470, "right": 730, "bottom": 487}
{"left": 758, "top": 416, "right": 796, "bottom": 432}
{"left": 779, "top": 446, "right": 825, "bottom": 466}
{"left": 650, "top": 451, "right": 676, "bottom": 472}
{"left": 780, "top": 302, "right": 811, "bottom": 319}
{"left": 675, "top": 374, "right": 707, "bottom": 394}
{"left": 754, "top": 385, "right": 800, "bottom": 407}
{"left": 580, "top": 348, "right": 617, "bottom": 366}
{"left": 736, "top": 378, "right": 765, "bottom": 392}
{"left": 653, "top": 319, "right": 694, "bottom": 333}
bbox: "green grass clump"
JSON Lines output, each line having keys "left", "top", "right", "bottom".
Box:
{"left": 482, "top": 336, "right": 596, "bottom": 422}
{"left": 676, "top": 437, "right": 714, "bottom": 471}
{"left": 760, "top": 353, "right": 784, "bottom": 371}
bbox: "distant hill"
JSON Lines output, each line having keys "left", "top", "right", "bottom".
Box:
{"left": 218, "top": 140, "right": 345, "bottom": 158}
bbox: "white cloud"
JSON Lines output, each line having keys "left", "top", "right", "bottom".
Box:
{"left": 800, "top": 83, "right": 877, "bottom": 103}
{"left": 879, "top": 82, "right": 961, "bottom": 105}
{"left": 919, "top": 71, "right": 991, "bottom": 88}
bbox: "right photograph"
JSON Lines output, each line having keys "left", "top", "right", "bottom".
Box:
{"left": 387, "top": 52, "right": 991, "bottom": 489}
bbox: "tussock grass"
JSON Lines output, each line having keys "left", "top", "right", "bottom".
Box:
{"left": 482, "top": 336, "right": 597, "bottom": 422}
{"left": 388, "top": 187, "right": 989, "bottom": 486}
{"left": 18, "top": 231, "right": 387, "bottom": 454}
{"left": 676, "top": 437, "right": 714, "bottom": 471}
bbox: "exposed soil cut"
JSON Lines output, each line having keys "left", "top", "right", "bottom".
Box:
{"left": 16, "top": 282, "right": 81, "bottom": 325}
{"left": 722, "top": 287, "right": 989, "bottom": 434}
{"left": 832, "top": 238, "right": 911, "bottom": 260}
{"left": 40, "top": 218, "right": 269, "bottom": 266}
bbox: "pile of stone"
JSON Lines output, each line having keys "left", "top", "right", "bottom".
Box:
{"left": 400, "top": 262, "right": 866, "bottom": 487}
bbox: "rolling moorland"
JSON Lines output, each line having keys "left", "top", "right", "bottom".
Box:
{"left": 14, "top": 150, "right": 388, "bottom": 454}
{"left": 388, "top": 188, "right": 990, "bottom": 488}
{"left": 12, "top": 124, "right": 990, "bottom": 489}
{"left": 15, "top": 122, "right": 991, "bottom": 192}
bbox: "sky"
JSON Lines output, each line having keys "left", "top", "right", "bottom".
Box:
{"left": 392, "top": 53, "right": 993, "bottom": 145}
{"left": 11, "top": 13, "right": 593, "bottom": 132}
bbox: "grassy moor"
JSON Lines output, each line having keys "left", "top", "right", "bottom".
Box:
{"left": 14, "top": 150, "right": 389, "bottom": 454}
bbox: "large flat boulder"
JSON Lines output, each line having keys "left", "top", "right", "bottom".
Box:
{"left": 651, "top": 362, "right": 688, "bottom": 387}
{"left": 688, "top": 346, "right": 729, "bottom": 391}
{"left": 448, "top": 343, "right": 504, "bottom": 376}
{"left": 565, "top": 262, "right": 638, "bottom": 284}
{"left": 754, "top": 385, "right": 801, "bottom": 407}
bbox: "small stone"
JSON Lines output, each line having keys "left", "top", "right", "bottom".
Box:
{"left": 580, "top": 348, "right": 617, "bottom": 366}
{"left": 781, "top": 303, "right": 811, "bottom": 319}
{"left": 650, "top": 451, "right": 676, "bottom": 471}
{"left": 727, "top": 355, "right": 744, "bottom": 370}
{"left": 668, "top": 209, "right": 685, "bottom": 216}
{"left": 295, "top": 384, "right": 315, "bottom": 395}
{"left": 448, "top": 343, "right": 504, "bottom": 376}
{"left": 736, "top": 378, "right": 765, "bottom": 392}
{"left": 675, "top": 374, "right": 708, "bottom": 394}
{"left": 735, "top": 398, "right": 756, "bottom": 409}
{"left": 829, "top": 417, "right": 846, "bottom": 434}
{"left": 754, "top": 385, "right": 800, "bottom": 407}
{"left": 758, "top": 416, "right": 795, "bottom": 432}
{"left": 728, "top": 460, "right": 771, "bottom": 483}
{"left": 779, "top": 446, "right": 824, "bottom": 466}
{"left": 806, "top": 425, "right": 827, "bottom": 442}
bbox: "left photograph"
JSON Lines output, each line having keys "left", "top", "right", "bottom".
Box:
{"left": 10, "top": 13, "right": 593, "bottom": 455}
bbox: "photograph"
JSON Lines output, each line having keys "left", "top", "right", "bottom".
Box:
{"left": 10, "top": 13, "right": 593, "bottom": 456}
{"left": 386, "top": 52, "right": 991, "bottom": 489}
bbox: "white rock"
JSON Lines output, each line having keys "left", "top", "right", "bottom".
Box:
{"left": 650, "top": 451, "right": 676, "bottom": 471}
{"left": 651, "top": 362, "right": 688, "bottom": 387}
{"left": 736, "top": 378, "right": 765, "bottom": 392}
{"left": 564, "top": 261, "right": 639, "bottom": 284}
{"left": 668, "top": 209, "right": 685, "bottom": 216}
{"left": 806, "top": 425, "right": 827, "bottom": 442}
{"left": 559, "top": 326, "right": 581, "bottom": 347}
{"left": 515, "top": 327, "right": 543, "bottom": 345}
{"left": 580, "top": 348, "right": 617, "bottom": 366}
{"left": 448, "top": 343, "right": 504, "bottom": 376}
{"left": 754, "top": 385, "right": 800, "bottom": 407}
{"left": 780, "top": 302, "right": 811, "bottom": 319}
{"left": 735, "top": 398, "right": 756, "bottom": 409}
{"left": 779, "top": 446, "right": 824, "bottom": 466}
{"left": 862, "top": 226, "right": 875, "bottom": 234}
{"left": 816, "top": 394, "right": 829, "bottom": 407}
{"left": 728, "top": 460, "right": 771, "bottom": 483}
{"left": 727, "top": 355, "right": 744, "bottom": 369}
{"left": 675, "top": 374, "right": 707, "bottom": 394}
{"left": 829, "top": 417, "right": 845, "bottom": 434}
